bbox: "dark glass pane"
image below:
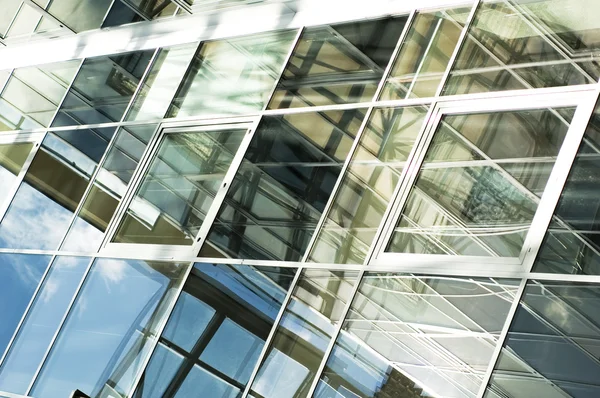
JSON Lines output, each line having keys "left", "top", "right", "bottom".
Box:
{"left": 133, "top": 262, "right": 297, "bottom": 398}
{"left": 268, "top": 17, "right": 407, "bottom": 109}
{"left": 200, "top": 109, "right": 366, "bottom": 261}
{"left": 316, "top": 273, "right": 519, "bottom": 398}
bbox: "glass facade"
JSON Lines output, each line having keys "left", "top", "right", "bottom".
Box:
{"left": 0, "top": 1, "right": 600, "bottom": 398}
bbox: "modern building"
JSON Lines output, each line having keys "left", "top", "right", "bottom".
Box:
{"left": 0, "top": 0, "right": 597, "bottom": 397}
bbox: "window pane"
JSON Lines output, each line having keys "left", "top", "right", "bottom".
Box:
{"left": 250, "top": 269, "right": 359, "bottom": 398}
{"left": 52, "top": 51, "right": 154, "bottom": 127}
{"left": 485, "top": 280, "right": 600, "bottom": 398}
{"left": 315, "top": 274, "right": 519, "bottom": 398}
{"left": 167, "top": 31, "right": 296, "bottom": 118}
{"left": 443, "top": 0, "right": 600, "bottom": 95}
{"left": 0, "top": 256, "right": 89, "bottom": 394}
{"left": 268, "top": 17, "right": 407, "bottom": 109}
{"left": 0, "top": 254, "right": 51, "bottom": 358}
{"left": 0, "top": 127, "right": 116, "bottom": 250}
{"left": 0, "top": 141, "right": 34, "bottom": 206}
{"left": 381, "top": 8, "right": 470, "bottom": 100}
{"left": 62, "top": 125, "right": 157, "bottom": 252}
{"left": 114, "top": 127, "right": 247, "bottom": 245}
{"left": 386, "top": 107, "right": 573, "bottom": 257}
{"left": 42, "top": 0, "right": 113, "bottom": 32}
{"left": 133, "top": 262, "right": 297, "bottom": 398}
{"left": 309, "top": 106, "right": 429, "bottom": 264}
{"left": 200, "top": 109, "right": 366, "bottom": 261}
{"left": 30, "top": 258, "right": 188, "bottom": 398}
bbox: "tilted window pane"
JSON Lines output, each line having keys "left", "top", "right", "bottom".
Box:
{"left": 485, "top": 280, "right": 600, "bottom": 398}
{"left": 113, "top": 127, "right": 247, "bottom": 246}
{"left": 315, "top": 274, "right": 519, "bottom": 398}
{"left": 133, "top": 262, "right": 297, "bottom": 398}
{"left": 380, "top": 8, "right": 470, "bottom": 100}
{"left": 268, "top": 18, "right": 407, "bottom": 109}
{"left": 0, "top": 0, "right": 22, "bottom": 37}
{"left": 199, "top": 109, "right": 366, "bottom": 261}
{"left": 534, "top": 105, "right": 600, "bottom": 274}
{"left": 62, "top": 125, "right": 157, "bottom": 252}
{"left": 167, "top": 31, "right": 296, "bottom": 118}
{"left": 103, "top": 0, "right": 177, "bottom": 27}
{"left": 52, "top": 51, "right": 154, "bottom": 127}
{"left": 309, "top": 106, "right": 429, "bottom": 264}
{"left": 0, "top": 127, "right": 117, "bottom": 250}
{"left": 386, "top": 108, "right": 574, "bottom": 257}
{"left": 250, "top": 269, "right": 358, "bottom": 398}
{"left": 0, "top": 254, "right": 51, "bottom": 359}
{"left": 0, "top": 256, "right": 89, "bottom": 394}
{"left": 0, "top": 141, "right": 34, "bottom": 206}
{"left": 443, "top": 0, "right": 600, "bottom": 95}
{"left": 127, "top": 43, "right": 198, "bottom": 121}
{"left": 30, "top": 258, "right": 188, "bottom": 398}
{"left": 39, "top": 0, "right": 113, "bottom": 32}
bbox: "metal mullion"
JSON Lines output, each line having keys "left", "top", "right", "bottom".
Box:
{"left": 434, "top": 0, "right": 480, "bottom": 97}
{"left": 476, "top": 278, "right": 527, "bottom": 398}
{"left": 0, "top": 69, "right": 13, "bottom": 94}
{"left": 405, "top": 17, "right": 444, "bottom": 98}
{"left": 24, "top": 256, "right": 97, "bottom": 395}
{"left": 169, "top": 0, "right": 192, "bottom": 14}
{"left": 239, "top": 267, "right": 304, "bottom": 398}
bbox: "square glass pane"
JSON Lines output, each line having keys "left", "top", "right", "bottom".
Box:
{"left": 113, "top": 127, "right": 248, "bottom": 245}
{"left": 485, "top": 280, "right": 600, "bottom": 398}
{"left": 380, "top": 7, "right": 470, "bottom": 100}
{"left": 443, "top": 0, "right": 600, "bottom": 95}
{"left": 166, "top": 31, "right": 296, "bottom": 118}
{"left": 199, "top": 109, "right": 366, "bottom": 261}
{"left": 309, "top": 106, "right": 429, "bottom": 264}
{"left": 315, "top": 273, "right": 519, "bottom": 398}
{"left": 386, "top": 107, "right": 574, "bottom": 257}
{"left": 268, "top": 17, "right": 407, "bottom": 109}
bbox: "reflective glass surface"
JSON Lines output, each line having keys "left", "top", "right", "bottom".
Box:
{"left": 0, "top": 127, "right": 116, "bottom": 250}
{"left": 62, "top": 125, "right": 157, "bottom": 252}
{"left": 0, "top": 254, "right": 51, "bottom": 358}
{"left": 103, "top": 0, "right": 177, "bottom": 26}
{"left": 315, "top": 273, "right": 519, "bottom": 398}
{"left": 0, "top": 141, "right": 34, "bottom": 206}
{"left": 200, "top": 109, "right": 366, "bottom": 261}
{"left": 0, "top": 256, "right": 89, "bottom": 394}
{"left": 250, "top": 269, "right": 358, "bottom": 398}
{"left": 485, "top": 280, "right": 600, "bottom": 398}
{"left": 387, "top": 107, "right": 573, "bottom": 257}
{"left": 30, "top": 258, "right": 188, "bottom": 398}
{"left": 268, "top": 18, "right": 407, "bottom": 109}
{"left": 52, "top": 51, "right": 154, "bottom": 127}
{"left": 38, "top": 0, "right": 113, "bottom": 32}
{"left": 133, "top": 262, "right": 297, "bottom": 398}
{"left": 309, "top": 106, "right": 429, "bottom": 264}
{"left": 444, "top": 0, "right": 600, "bottom": 95}
{"left": 381, "top": 8, "right": 469, "bottom": 100}
{"left": 167, "top": 31, "right": 295, "bottom": 118}
{"left": 114, "top": 127, "right": 247, "bottom": 245}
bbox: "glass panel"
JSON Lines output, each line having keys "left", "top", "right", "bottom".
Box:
{"left": 0, "top": 254, "right": 51, "bottom": 358}
{"left": 127, "top": 43, "right": 198, "bottom": 121}
{"left": 114, "top": 127, "right": 247, "bottom": 246}
{"left": 0, "top": 60, "right": 79, "bottom": 131}
{"left": 103, "top": 0, "right": 177, "bottom": 26}
{"left": 387, "top": 107, "right": 574, "bottom": 257}
{"left": 30, "top": 258, "right": 188, "bottom": 398}
{"left": 0, "top": 141, "right": 34, "bottom": 206}
{"left": 62, "top": 125, "right": 157, "bottom": 252}
{"left": 133, "top": 262, "right": 297, "bottom": 398}
{"left": 381, "top": 8, "right": 470, "bottom": 100}
{"left": 42, "top": 0, "right": 113, "bottom": 32}
{"left": 268, "top": 17, "right": 407, "bottom": 109}
{"left": 0, "top": 0, "right": 22, "bottom": 37}
{"left": 199, "top": 109, "right": 366, "bottom": 261}
{"left": 0, "top": 127, "right": 116, "bottom": 250}
{"left": 444, "top": 0, "right": 600, "bottom": 95}
{"left": 52, "top": 51, "right": 154, "bottom": 127}
{"left": 534, "top": 104, "right": 600, "bottom": 274}
{"left": 315, "top": 273, "right": 519, "bottom": 398}
{"left": 250, "top": 269, "right": 359, "bottom": 398}
{"left": 485, "top": 280, "right": 600, "bottom": 398}
{"left": 309, "top": 106, "right": 429, "bottom": 264}
{"left": 0, "top": 256, "right": 89, "bottom": 394}
{"left": 167, "top": 31, "right": 296, "bottom": 118}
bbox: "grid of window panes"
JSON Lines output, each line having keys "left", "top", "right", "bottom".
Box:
{"left": 0, "top": 1, "right": 599, "bottom": 398}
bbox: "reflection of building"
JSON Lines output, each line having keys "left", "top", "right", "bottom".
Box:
{"left": 0, "top": 1, "right": 600, "bottom": 398}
